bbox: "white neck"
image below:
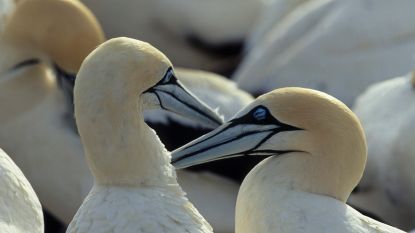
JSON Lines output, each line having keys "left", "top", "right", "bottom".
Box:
{"left": 76, "top": 83, "right": 176, "bottom": 187}
{"left": 235, "top": 150, "right": 360, "bottom": 233}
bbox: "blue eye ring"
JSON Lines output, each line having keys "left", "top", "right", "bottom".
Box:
{"left": 163, "top": 68, "right": 174, "bottom": 84}
{"left": 253, "top": 107, "right": 267, "bottom": 121}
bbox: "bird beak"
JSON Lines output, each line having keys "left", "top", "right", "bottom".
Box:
{"left": 171, "top": 121, "right": 292, "bottom": 169}
{"left": 144, "top": 68, "right": 224, "bottom": 128}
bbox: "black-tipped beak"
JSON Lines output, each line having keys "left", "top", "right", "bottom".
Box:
{"left": 144, "top": 68, "right": 224, "bottom": 128}
{"left": 171, "top": 106, "right": 302, "bottom": 169}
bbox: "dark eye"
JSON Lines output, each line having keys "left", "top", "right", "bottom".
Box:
{"left": 9, "top": 58, "right": 41, "bottom": 72}
{"left": 253, "top": 107, "right": 267, "bottom": 121}
{"left": 162, "top": 68, "right": 174, "bottom": 84}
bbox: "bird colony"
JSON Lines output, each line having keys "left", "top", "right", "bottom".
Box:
{"left": 0, "top": 0, "right": 413, "bottom": 233}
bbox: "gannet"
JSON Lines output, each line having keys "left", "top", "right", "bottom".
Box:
{"left": 348, "top": 72, "right": 415, "bottom": 230}
{"left": 0, "top": 0, "right": 104, "bottom": 224}
{"left": 234, "top": 0, "right": 415, "bottom": 105}
{"left": 172, "top": 87, "right": 405, "bottom": 233}
{"left": 67, "top": 37, "right": 222, "bottom": 233}
{"left": 0, "top": 148, "right": 43, "bottom": 233}
{"left": 0, "top": 1, "right": 239, "bottom": 232}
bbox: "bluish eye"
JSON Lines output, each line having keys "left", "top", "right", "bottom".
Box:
{"left": 253, "top": 107, "right": 267, "bottom": 121}
{"left": 163, "top": 69, "right": 174, "bottom": 84}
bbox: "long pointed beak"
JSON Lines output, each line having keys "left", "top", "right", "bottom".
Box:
{"left": 146, "top": 78, "right": 224, "bottom": 128}
{"left": 171, "top": 120, "right": 285, "bottom": 169}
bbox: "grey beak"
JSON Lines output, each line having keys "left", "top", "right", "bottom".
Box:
{"left": 171, "top": 105, "right": 302, "bottom": 169}
{"left": 145, "top": 68, "right": 224, "bottom": 128}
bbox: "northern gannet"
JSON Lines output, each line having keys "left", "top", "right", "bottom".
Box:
{"left": 0, "top": 0, "right": 104, "bottom": 224}
{"left": 234, "top": 0, "right": 415, "bottom": 105}
{"left": 66, "top": 37, "right": 222, "bottom": 232}
{"left": 0, "top": 148, "right": 43, "bottom": 233}
{"left": 172, "top": 87, "right": 405, "bottom": 233}
{"left": 348, "top": 72, "right": 415, "bottom": 230}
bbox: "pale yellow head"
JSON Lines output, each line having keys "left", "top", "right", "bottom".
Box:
{"left": 76, "top": 38, "right": 171, "bottom": 102}
{"left": 2, "top": 0, "right": 105, "bottom": 73}
{"left": 173, "top": 87, "right": 367, "bottom": 201}
{"left": 0, "top": 0, "right": 104, "bottom": 123}
{"left": 255, "top": 88, "right": 367, "bottom": 201}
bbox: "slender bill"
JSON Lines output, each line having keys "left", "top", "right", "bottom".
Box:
{"left": 171, "top": 105, "right": 302, "bottom": 169}
{"left": 144, "top": 67, "right": 224, "bottom": 128}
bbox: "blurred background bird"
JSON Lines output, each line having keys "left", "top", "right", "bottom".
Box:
{"left": 235, "top": 0, "right": 415, "bottom": 106}
{"left": 0, "top": 148, "right": 43, "bottom": 233}
{"left": 349, "top": 72, "right": 415, "bottom": 230}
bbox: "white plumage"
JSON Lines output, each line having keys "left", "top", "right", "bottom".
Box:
{"left": 246, "top": 0, "right": 310, "bottom": 51}
{"left": 349, "top": 72, "right": 415, "bottom": 230}
{"left": 69, "top": 185, "right": 211, "bottom": 233}
{"left": 236, "top": 157, "right": 405, "bottom": 233}
{"left": 81, "top": 0, "right": 263, "bottom": 72}
{"left": 235, "top": 0, "right": 415, "bottom": 105}
{"left": 0, "top": 148, "right": 44, "bottom": 233}
{"left": 153, "top": 0, "right": 265, "bottom": 45}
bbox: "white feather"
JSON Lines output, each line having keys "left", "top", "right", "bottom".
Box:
{"left": 0, "top": 148, "right": 44, "bottom": 233}
{"left": 235, "top": 0, "right": 415, "bottom": 105}
{"left": 349, "top": 72, "right": 415, "bottom": 230}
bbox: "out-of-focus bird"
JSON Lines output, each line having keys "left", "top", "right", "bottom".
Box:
{"left": 235, "top": 0, "right": 415, "bottom": 105}
{"left": 172, "top": 87, "right": 406, "bottom": 233}
{"left": 0, "top": 148, "right": 44, "bottom": 233}
{"left": 246, "top": 0, "right": 311, "bottom": 51}
{"left": 153, "top": 0, "right": 265, "bottom": 47}
{"left": 67, "top": 37, "right": 222, "bottom": 233}
{"left": 80, "top": 0, "right": 267, "bottom": 74}
{"left": 348, "top": 72, "right": 415, "bottom": 231}
{"left": 0, "top": 0, "right": 103, "bottom": 225}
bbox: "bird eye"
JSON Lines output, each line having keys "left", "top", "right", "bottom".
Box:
{"left": 9, "top": 58, "right": 41, "bottom": 72}
{"left": 162, "top": 68, "right": 174, "bottom": 84}
{"left": 253, "top": 107, "right": 267, "bottom": 121}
